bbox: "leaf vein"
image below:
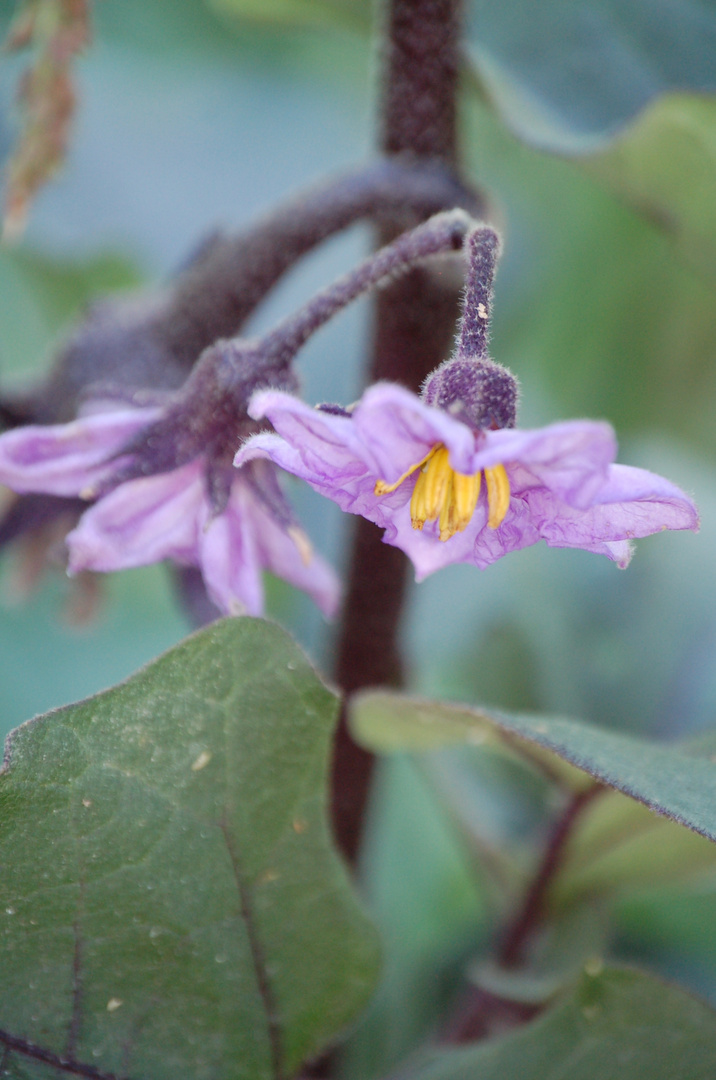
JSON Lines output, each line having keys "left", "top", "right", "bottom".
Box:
{"left": 0, "top": 1027, "right": 134, "bottom": 1080}
{"left": 219, "top": 819, "right": 284, "bottom": 1080}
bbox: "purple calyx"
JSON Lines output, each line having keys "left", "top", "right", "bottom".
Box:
{"left": 422, "top": 356, "right": 518, "bottom": 431}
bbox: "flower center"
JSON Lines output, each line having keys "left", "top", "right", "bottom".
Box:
{"left": 374, "top": 443, "right": 510, "bottom": 541}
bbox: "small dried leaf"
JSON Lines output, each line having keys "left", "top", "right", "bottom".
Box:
{"left": 2, "top": 0, "right": 91, "bottom": 240}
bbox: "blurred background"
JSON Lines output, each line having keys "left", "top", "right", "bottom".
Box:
{"left": 1, "top": 0, "right": 716, "bottom": 1074}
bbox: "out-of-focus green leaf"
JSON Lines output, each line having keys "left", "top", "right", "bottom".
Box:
{"left": 350, "top": 692, "right": 592, "bottom": 792}
{"left": 406, "top": 967, "right": 716, "bottom": 1080}
{"left": 340, "top": 756, "right": 485, "bottom": 1080}
{"left": 554, "top": 789, "right": 716, "bottom": 907}
{"left": 0, "top": 618, "right": 379, "bottom": 1080}
{"left": 616, "top": 882, "right": 716, "bottom": 961}
{"left": 465, "top": 4, "right": 716, "bottom": 282}
{"left": 466, "top": 0, "right": 716, "bottom": 153}
{"left": 350, "top": 692, "right": 716, "bottom": 842}
{"left": 208, "top": 0, "right": 370, "bottom": 32}
{"left": 581, "top": 93, "right": 716, "bottom": 279}
{"left": 470, "top": 902, "right": 609, "bottom": 1007}
{"left": 0, "top": 247, "right": 141, "bottom": 382}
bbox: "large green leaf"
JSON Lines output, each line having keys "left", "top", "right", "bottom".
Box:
{"left": 350, "top": 692, "right": 716, "bottom": 842}
{"left": 464, "top": 3, "right": 716, "bottom": 280}
{"left": 554, "top": 787, "right": 716, "bottom": 906}
{"left": 466, "top": 0, "right": 716, "bottom": 153}
{"left": 0, "top": 618, "right": 379, "bottom": 1080}
{"left": 407, "top": 966, "right": 716, "bottom": 1079}
{"left": 581, "top": 93, "right": 716, "bottom": 279}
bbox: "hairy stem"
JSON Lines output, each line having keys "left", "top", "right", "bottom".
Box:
{"left": 20, "top": 160, "right": 474, "bottom": 427}
{"left": 262, "top": 211, "right": 471, "bottom": 368}
{"left": 332, "top": 0, "right": 468, "bottom": 864}
{"left": 156, "top": 161, "right": 477, "bottom": 370}
{"left": 457, "top": 226, "right": 501, "bottom": 360}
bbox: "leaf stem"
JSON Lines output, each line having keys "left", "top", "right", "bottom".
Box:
{"left": 443, "top": 783, "right": 604, "bottom": 1044}
{"left": 498, "top": 784, "right": 604, "bottom": 969}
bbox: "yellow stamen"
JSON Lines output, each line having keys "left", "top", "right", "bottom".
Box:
{"left": 485, "top": 464, "right": 510, "bottom": 529}
{"left": 410, "top": 462, "right": 430, "bottom": 529}
{"left": 374, "top": 446, "right": 437, "bottom": 496}
{"left": 421, "top": 446, "right": 452, "bottom": 520}
{"left": 376, "top": 441, "right": 511, "bottom": 541}
{"left": 438, "top": 472, "right": 457, "bottom": 541}
{"left": 453, "top": 470, "right": 482, "bottom": 531}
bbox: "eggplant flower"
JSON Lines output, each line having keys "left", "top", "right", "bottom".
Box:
{"left": 0, "top": 374, "right": 339, "bottom": 617}
{"left": 235, "top": 381, "right": 699, "bottom": 580}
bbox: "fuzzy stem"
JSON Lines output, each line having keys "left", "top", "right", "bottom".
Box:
{"left": 332, "top": 0, "right": 466, "bottom": 864}
{"left": 156, "top": 161, "right": 477, "bottom": 370}
{"left": 18, "top": 160, "right": 475, "bottom": 428}
{"left": 457, "top": 226, "right": 500, "bottom": 360}
{"left": 261, "top": 211, "right": 471, "bottom": 369}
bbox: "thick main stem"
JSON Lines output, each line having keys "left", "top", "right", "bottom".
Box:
{"left": 332, "top": 0, "right": 466, "bottom": 863}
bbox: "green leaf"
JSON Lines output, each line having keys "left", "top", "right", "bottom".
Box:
{"left": 464, "top": 4, "right": 716, "bottom": 279}
{"left": 466, "top": 0, "right": 716, "bottom": 153}
{"left": 616, "top": 882, "right": 716, "bottom": 962}
{"left": 554, "top": 788, "right": 716, "bottom": 906}
{"left": 339, "top": 756, "right": 486, "bottom": 1080}
{"left": 349, "top": 691, "right": 716, "bottom": 842}
{"left": 581, "top": 93, "right": 716, "bottom": 279}
{"left": 407, "top": 966, "right": 716, "bottom": 1080}
{"left": 0, "top": 248, "right": 141, "bottom": 382}
{"left": 0, "top": 618, "right": 379, "bottom": 1080}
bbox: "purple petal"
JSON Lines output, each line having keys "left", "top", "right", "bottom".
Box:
{"left": 66, "top": 461, "right": 204, "bottom": 572}
{"left": 0, "top": 407, "right": 160, "bottom": 497}
{"left": 248, "top": 389, "right": 370, "bottom": 476}
{"left": 237, "top": 428, "right": 392, "bottom": 526}
{"left": 475, "top": 421, "right": 617, "bottom": 508}
{"left": 198, "top": 493, "right": 264, "bottom": 616}
{"left": 230, "top": 482, "right": 340, "bottom": 617}
{"left": 383, "top": 496, "right": 540, "bottom": 579}
{"left": 380, "top": 501, "right": 486, "bottom": 578}
{"left": 351, "top": 383, "right": 477, "bottom": 478}
{"left": 199, "top": 478, "right": 340, "bottom": 617}
{"left": 524, "top": 463, "right": 699, "bottom": 554}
